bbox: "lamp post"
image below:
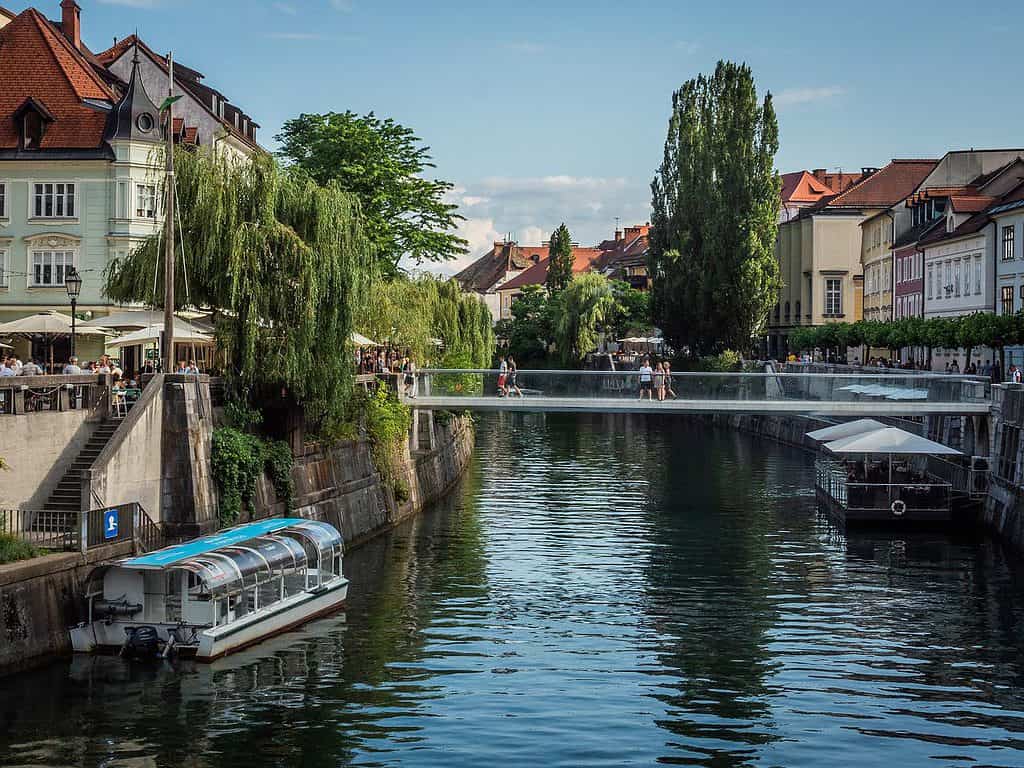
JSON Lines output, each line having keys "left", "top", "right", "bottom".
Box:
{"left": 65, "top": 266, "right": 82, "bottom": 360}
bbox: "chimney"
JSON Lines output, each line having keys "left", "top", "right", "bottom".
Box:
{"left": 60, "top": 0, "right": 81, "bottom": 50}
{"left": 614, "top": 228, "right": 623, "bottom": 241}
{"left": 812, "top": 168, "right": 827, "bottom": 183}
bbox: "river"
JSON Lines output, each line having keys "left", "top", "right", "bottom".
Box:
{"left": 2, "top": 415, "right": 1024, "bottom": 767}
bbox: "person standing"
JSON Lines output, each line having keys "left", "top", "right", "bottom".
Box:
{"left": 497, "top": 356, "right": 508, "bottom": 397}
{"left": 63, "top": 356, "right": 82, "bottom": 375}
{"left": 654, "top": 362, "right": 666, "bottom": 401}
{"left": 507, "top": 357, "right": 523, "bottom": 397}
{"left": 403, "top": 357, "right": 417, "bottom": 398}
{"left": 663, "top": 361, "right": 677, "bottom": 399}
{"left": 638, "top": 358, "right": 654, "bottom": 400}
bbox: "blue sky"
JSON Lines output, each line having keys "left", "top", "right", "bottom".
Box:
{"left": 13, "top": 0, "right": 1024, "bottom": 269}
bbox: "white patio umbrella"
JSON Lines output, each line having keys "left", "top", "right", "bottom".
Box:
{"left": 0, "top": 311, "right": 113, "bottom": 369}
{"left": 351, "top": 331, "right": 377, "bottom": 347}
{"left": 0, "top": 341, "right": 11, "bottom": 350}
{"left": 824, "top": 428, "right": 961, "bottom": 456}
{"left": 107, "top": 322, "right": 213, "bottom": 348}
{"left": 805, "top": 419, "right": 886, "bottom": 443}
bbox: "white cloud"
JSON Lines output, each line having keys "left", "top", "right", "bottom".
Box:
{"left": 418, "top": 174, "right": 650, "bottom": 276}
{"left": 273, "top": 2, "right": 298, "bottom": 14}
{"left": 774, "top": 86, "right": 845, "bottom": 106}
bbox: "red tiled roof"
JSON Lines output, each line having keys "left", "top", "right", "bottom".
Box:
{"left": 499, "top": 247, "right": 605, "bottom": 292}
{"left": 0, "top": 9, "right": 114, "bottom": 149}
{"left": 781, "top": 171, "right": 834, "bottom": 204}
{"left": 949, "top": 195, "right": 994, "bottom": 214}
{"left": 827, "top": 159, "right": 939, "bottom": 209}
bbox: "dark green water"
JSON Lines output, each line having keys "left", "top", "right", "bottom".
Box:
{"left": 2, "top": 415, "right": 1024, "bottom": 767}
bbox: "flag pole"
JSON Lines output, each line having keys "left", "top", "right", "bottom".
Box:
{"left": 162, "top": 51, "right": 176, "bottom": 373}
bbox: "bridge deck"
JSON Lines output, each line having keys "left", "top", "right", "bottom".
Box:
{"left": 403, "top": 396, "right": 991, "bottom": 416}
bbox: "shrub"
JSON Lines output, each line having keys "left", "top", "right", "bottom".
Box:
{"left": 700, "top": 349, "right": 742, "bottom": 372}
{"left": 0, "top": 533, "right": 41, "bottom": 565}
{"left": 211, "top": 427, "right": 295, "bottom": 525}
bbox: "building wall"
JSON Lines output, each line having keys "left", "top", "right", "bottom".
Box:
{"left": 995, "top": 209, "right": 1024, "bottom": 367}
{"left": 861, "top": 214, "right": 893, "bottom": 322}
{"left": 923, "top": 231, "right": 993, "bottom": 318}
{"left": 810, "top": 213, "right": 866, "bottom": 325}
{"left": 0, "top": 408, "right": 94, "bottom": 509}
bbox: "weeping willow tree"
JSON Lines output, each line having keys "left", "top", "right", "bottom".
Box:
{"left": 554, "top": 272, "right": 618, "bottom": 365}
{"left": 103, "top": 148, "right": 372, "bottom": 430}
{"left": 355, "top": 273, "right": 493, "bottom": 367}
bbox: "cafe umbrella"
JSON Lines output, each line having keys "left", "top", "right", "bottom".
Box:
{"left": 0, "top": 311, "right": 113, "bottom": 370}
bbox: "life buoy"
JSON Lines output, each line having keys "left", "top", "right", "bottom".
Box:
{"left": 891, "top": 499, "right": 906, "bottom": 517}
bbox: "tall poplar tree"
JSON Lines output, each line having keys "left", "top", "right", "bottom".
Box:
{"left": 649, "top": 61, "right": 781, "bottom": 355}
{"left": 545, "top": 223, "right": 574, "bottom": 294}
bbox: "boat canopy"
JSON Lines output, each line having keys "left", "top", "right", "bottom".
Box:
{"left": 119, "top": 519, "right": 344, "bottom": 597}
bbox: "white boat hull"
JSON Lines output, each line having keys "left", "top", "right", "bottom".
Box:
{"left": 71, "top": 577, "right": 349, "bottom": 661}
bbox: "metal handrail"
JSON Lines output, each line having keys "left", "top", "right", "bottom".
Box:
{"left": 416, "top": 368, "right": 990, "bottom": 381}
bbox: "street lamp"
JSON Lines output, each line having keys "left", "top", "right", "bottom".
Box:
{"left": 65, "top": 267, "right": 82, "bottom": 359}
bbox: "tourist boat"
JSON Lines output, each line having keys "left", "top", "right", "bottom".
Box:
{"left": 69, "top": 518, "right": 348, "bottom": 661}
{"left": 808, "top": 422, "right": 960, "bottom": 525}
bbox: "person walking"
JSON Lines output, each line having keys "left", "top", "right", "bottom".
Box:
{"left": 654, "top": 362, "right": 666, "bottom": 401}
{"left": 507, "top": 357, "right": 523, "bottom": 397}
{"left": 403, "top": 357, "right": 417, "bottom": 398}
{"left": 638, "top": 358, "right": 654, "bottom": 400}
{"left": 663, "top": 361, "right": 677, "bottom": 399}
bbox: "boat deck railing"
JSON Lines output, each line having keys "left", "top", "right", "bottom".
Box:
{"left": 814, "top": 458, "right": 953, "bottom": 514}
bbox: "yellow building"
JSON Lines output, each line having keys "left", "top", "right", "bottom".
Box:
{"left": 860, "top": 211, "right": 895, "bottom": 323}
{"left": 768, "top": 160, "right": 938, "bottom": 357}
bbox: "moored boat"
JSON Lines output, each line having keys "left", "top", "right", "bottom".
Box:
{"left": 70, "top": 518, "right": 348, "bottom": 661}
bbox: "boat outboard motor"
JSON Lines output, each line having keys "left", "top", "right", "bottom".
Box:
{"left": 94, "top": 599, "right": 143, "bottom": 619}
{"left": 121, "top": 626, "right": 160, "bottom": 658}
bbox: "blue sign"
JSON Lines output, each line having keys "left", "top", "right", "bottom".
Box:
{"left": 104, "top": 509, "right": 119, "bottom": 540}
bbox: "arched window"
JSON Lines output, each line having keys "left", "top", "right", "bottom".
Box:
{"left": 784, "top": 301, "right": 791, "bottom": 320}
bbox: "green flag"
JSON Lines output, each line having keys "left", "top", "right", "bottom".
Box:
{"left": 158, "top": 95, "right": 183, "bottom": 112}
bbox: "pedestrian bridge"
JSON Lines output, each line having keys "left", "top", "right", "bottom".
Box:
{"left": 398, "top": 369, "right": 992, "bottom": 416}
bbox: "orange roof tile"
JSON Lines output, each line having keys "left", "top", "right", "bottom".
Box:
{"left": 499, "top": 247, "right": 605, "bottom": 291}
{"left": 0, "top": 9, "right": 113, "bottom": 150}
{"left": 949, "top": 195, "right": 994, "bottom": 214}
{"left": 826, "top": 159, "right": 939, "bottom": 209}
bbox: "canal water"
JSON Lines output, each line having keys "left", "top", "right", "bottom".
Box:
{"left": 2, "top": 415, "right": 1024, "bottom": 767}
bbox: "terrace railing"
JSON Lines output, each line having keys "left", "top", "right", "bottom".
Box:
{"left": 0, "top": 502, "right": 166, "bottom": 556}
{"left": 0, "top": 374, "right": 110, "bottom": 416}
{"left": 814, "top": 458, "right": 953, "bottom": 514}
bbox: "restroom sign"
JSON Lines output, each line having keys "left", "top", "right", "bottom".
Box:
{"left": 104, "top": 509, "right": 119, "bottom": 540}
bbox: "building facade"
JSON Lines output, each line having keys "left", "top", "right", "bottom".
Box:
{"left": 0, "top": 2, "right": 260, "bottom": 363}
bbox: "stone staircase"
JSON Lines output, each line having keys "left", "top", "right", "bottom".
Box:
{"left": 41, "top": 417, "right": 124, "bottom": 512}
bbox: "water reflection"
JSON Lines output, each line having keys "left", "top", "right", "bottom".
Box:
{"left": 1, "top": 415, "right": 1023, "bottom": 767}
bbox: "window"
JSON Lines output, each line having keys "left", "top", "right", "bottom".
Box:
{"left": 784, "top": 301, "right": 790, "bottom": 320}
{"left": 1003, "top": 225, "right": 1016, "bottom": 261}
{"left": 30, "top": 250, "right": 75, "bottom": 287}
{"left": 975, "top": 256, "right": 983, "bottom": 295}
{"left": 31, "top": 182, "right": 75, "bottom": 218}
{"left": 21, "top": 111, "right": 43, "bottom": 149}
{"left": 0, "top": 249, "right": 7, "bottom": 287}
{"left": 825, "top": 278, "right": 842, "bottom": 316}
{"left": 954, "top": 260, "right": 961, "bottom": 297}
{"left": 945, "top": 261, "right": 951, "bottom": 295}
{"left": 1020, "top": 284, "right": 1024, "bottom": 302}
{"left": 135, "top": 184, "right": 157, "bottom": 218}
{"left": 0, "top": 182, "right": 5, "bottom": 218}
{"left": 795, "top": 300, "right": 801, "bottom": 318}
{"left": 927, "top": 265, "right": 933, "bottom": 300}
{"left": 1002, "top": 285, "right": 1014, "bottom": 316}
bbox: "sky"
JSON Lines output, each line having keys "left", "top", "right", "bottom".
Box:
{"left": 10, "top": 0, "right": 1024, "bottom": 272}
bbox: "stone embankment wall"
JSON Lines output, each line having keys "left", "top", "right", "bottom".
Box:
{"left": 0, "top": 542, "right": 133, "bottom": 677}
{"left": 249, "top": 413, "right": 474, "bottom": 548}
{"left": 984, "top": 385, "right": 1024, "bottom": 551}
{"left": 0, "top": 410, "right": 95, "bottom": 510}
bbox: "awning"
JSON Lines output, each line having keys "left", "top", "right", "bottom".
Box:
{"left": 824, "top": 427, "right": 962, "bottom": 456}
{"left": 805, "top": 419, "right": 887, "bottom": 442}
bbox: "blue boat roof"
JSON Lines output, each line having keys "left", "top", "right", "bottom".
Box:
{"left": 121, "top": 518, "right": 309, "bottom": 569}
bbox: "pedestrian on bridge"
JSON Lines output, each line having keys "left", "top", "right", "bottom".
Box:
{"left": 638, "top": 358, "right": 654, "bottom": 400}
{"left": 664, "top": 362, "right": 677, "bottom": 399}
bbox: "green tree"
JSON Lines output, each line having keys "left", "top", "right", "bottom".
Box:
{"left": 496, "top": 285, "right": 557, "bottom": 363}
{"left": 276, "top": 111, "right": 467, "bottom": 276}
{"left": 649, "top": 61, "right": 781, "bottom": 355}
{"left": 104, "top": 149, "right": 370, "bottom": 432}
{"left": 609, "top": 280, "right": 652, "bottom": 339}
{"left": 554, "top": 273, "right": 618, "bottom": 365}
{"left": 545, "top": 223, "right": 574, "bottom": 294}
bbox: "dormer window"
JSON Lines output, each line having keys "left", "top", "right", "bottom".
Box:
{"left": 13, "top": 97, "right": 55, "bottom": 151}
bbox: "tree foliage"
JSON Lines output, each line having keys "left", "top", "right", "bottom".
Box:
{"left": 554, "top": 273, "right": 618, "bottom": 364}
{"left": 276, "top": 111, "right": 467, "bottom": 275}
{"left": 354, "top": 274, "right": 494, "bottom": 368}
{"left": 787, "top": 314, "right": 1024, "bottom": 366}
{"left": 545, "top": 223, "right": 574, "bottom": 294}
{"left": 649, "top": 61, "right": 781, "bottom": 355}
{"left": 103, "top": 148, "right": 371, "bottom": 432}
{"left": 494, "top": 285, "right": 557, "bottom": 363}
